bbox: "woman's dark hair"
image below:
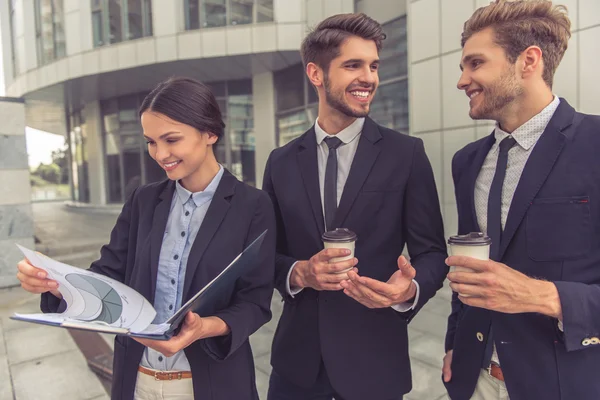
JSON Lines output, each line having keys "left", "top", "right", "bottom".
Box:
{"left": 139, "top": 77, "right": 225, "bottom": 140}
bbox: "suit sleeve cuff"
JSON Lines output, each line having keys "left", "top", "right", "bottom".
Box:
{"left": 286, "top": 261, "right": 304, "bottom": 297}
{"left": 391, "top": 279, "right": 420, "bottom": 312}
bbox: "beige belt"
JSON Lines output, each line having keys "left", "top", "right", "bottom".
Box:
{"left": 138, "top": 365, "right": 192, "bottom": 381}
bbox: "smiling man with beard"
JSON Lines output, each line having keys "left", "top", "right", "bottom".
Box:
{"left": 442, "top": 1, "right": 600, "bottom": 400}
{"left": 262, "top": 13, "right": 448, "bottom": 400}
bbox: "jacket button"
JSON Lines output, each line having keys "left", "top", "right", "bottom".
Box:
{"left": 477, "top": 332, "right": 484, "bottom": 342}
{"left": 590, "top": 337, "right": 600, "bottom": 345}
{"left": 582, "top": 338, "right": 591, "bottom": 346}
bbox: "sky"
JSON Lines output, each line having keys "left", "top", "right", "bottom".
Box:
{"left": 0, "top": 20, "right": 66, "bottom": 170}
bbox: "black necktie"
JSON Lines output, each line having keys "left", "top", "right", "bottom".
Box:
{"left": 324, "top": 137, "right": 343, "bottom": 232}
{"left": 482, "top": 135, "right": 517, "bottom": 368}
{"left": 487, "top": 135, "right": 517, "bottom": 260}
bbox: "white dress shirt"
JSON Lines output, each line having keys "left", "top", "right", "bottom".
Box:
{"left": 286, "top": 117, "right": 420, "bottom": 312}
{"left": 474, "top": 96, "right": 561, "bottom": 365}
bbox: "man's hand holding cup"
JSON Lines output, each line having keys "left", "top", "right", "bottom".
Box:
{"left": 290, "top": 228, "right": 359, "bottom": 291}
{"left": 290, "top": 248, "right": 358, "bottom": 291}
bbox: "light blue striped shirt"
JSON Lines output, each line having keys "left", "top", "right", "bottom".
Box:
{"left": 140, "top": 166, "right": 224, "bottom": 371}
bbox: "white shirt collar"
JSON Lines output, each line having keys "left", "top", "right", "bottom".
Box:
{"left": 314, "top": 117, "right": 364, "bottom": 145}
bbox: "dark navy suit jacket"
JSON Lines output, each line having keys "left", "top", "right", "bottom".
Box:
{"left": 263, "top": 117, "right": 448, "bottom": 400}
{"left": 42, "top": 170, "right": 276, "bottom": 400}
{"left": 444, "top": 100, "right": 600, "bottom": 400}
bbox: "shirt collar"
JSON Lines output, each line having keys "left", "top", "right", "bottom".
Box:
{"left": 494, "top": 96, "right": 561, "bottom": 150}
{"left": 175, "top": 164, "right": 224, "bottom": 206}
{"left": 314, "top": 117, "right": 364, "bottom": 145}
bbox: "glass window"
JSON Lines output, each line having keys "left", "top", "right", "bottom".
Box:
{"left": 108, "top": 0, "right": 123, "bottom": 44}
{"left": 379, "top": 17, "right": 408, "bottom": 82}
{"left": 277, "top": 109, "right": 313, "bottom": 146}
{"left": 185, "top": 0, "right": 200, "bottom": 30}
{"left": 52, "top": 0, "right": 66, "bottom": 58}
{"left": 185, "top": 0, "right": 274, "bottom": 30}
{"left": 35, "top": 0, "right": 66, "bottom": 65}
{"left": 121, "top": 134, "right": 142, "bottom": 200}
{"left": 256, "top": 0, "right": 273, "bottom": 23}
{"left": 126, "top": 0, "right": 152, "bottom": 40}
{"left": 230, "top": 0, "right": 253, "bottom": 26}
{"left": 127, "top": 0, "right": 143, "bottom": 39}
{"left": 92, "top": 0, "right": 152, "bottom": 47}
{"left": 369, "top": 80, "right": 409, "bottom": 132}
{"left": 274, "top": 64, "right": 305, "bottom": 111}
{"left": 92, "top": 7, "right": 104, "bottom": 46}
{"left": 202, "top": 0, "right": 227, "bottom": 28}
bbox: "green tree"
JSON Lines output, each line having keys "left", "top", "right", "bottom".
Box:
{"left": 51, "top": 148, "right": 69, "bottom": 184}
{"left": 34, "top": 163, "right": 61, "bottom": 184}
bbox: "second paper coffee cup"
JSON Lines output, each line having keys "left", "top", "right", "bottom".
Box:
{"left": 447, "top": 232, "right": 491, "bottom": 273}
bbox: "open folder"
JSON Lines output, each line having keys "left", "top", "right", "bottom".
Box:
{"left": 11, "top": 230, "right": 267, "bottom": 341}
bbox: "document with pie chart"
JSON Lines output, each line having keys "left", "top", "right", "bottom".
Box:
{"left": 11, "top": 244, "right": 158, "bottom": 336}
{"left": 9, "top": 230, "right": 267, "bottom": 340}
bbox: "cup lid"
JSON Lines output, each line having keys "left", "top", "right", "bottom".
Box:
{"left": 448, "top": 232, "right": 491, "bottom": 246}
{"left": 322, "top": 228, "right": 357, "bottom": 243}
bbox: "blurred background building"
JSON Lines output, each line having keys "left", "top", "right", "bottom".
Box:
{"left": 0, "top": 0, "right": 598, "bottom": 285}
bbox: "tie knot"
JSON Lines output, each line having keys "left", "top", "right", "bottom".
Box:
{"left": 324, "top": 136, "right": 343, "bottom": 150}
{"left": 499, "top": 136, "right": 517, "bottom": 153}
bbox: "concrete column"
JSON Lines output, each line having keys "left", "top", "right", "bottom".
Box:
{"left": 0, "top": 97, "right": 35, "bottom": 288}
{"left": 252, "top": 71, "right": 277, "bottom": 189}
{"left": 84, "top": 101, "right": 107, "bottom": 205}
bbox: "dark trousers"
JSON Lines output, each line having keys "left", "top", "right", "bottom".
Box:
{"left": 267, "top": 365, "right": 403, "bottom": 400}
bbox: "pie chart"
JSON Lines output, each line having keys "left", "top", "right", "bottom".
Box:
{"left": 65, "top": 273, "right": 123, "bottom": 324}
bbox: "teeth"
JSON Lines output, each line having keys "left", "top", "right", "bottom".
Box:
{"left": 165, "top": 161, "right": 179, "bottom": 167}
{"left": 470, "top": 91, "right": 481, "bottom": 99}
{"left": 350, "top": 91, "right": 369, "bottom": 98}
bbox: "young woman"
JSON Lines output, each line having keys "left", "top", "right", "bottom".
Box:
{"left": 16, "top": 77, "right": 275, "bottom": 400}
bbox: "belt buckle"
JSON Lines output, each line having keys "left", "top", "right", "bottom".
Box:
{"left": 154, "top": 371, "right": 160, "bottom": 381}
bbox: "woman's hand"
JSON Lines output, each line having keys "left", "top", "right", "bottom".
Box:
{"left": 133, "top": 312, "right": 230, "bottom": 357}
{"left": 16, "top": 258, "right": 62, "bottom": 298}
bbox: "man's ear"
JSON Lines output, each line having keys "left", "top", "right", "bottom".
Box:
{"left": 306, "top": 62, "right": 325, "bottom": 88}
{"left": 520, "top": 45, "right": 544, "bottom": 80}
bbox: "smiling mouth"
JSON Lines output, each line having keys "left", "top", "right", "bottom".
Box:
{"left": 348, "top": 89, "right": 372, "bottom": 103}
{"left": 163, "top": 160, "right": 182, "bottom": 170}
{"left": 467, "top": 90, "right": 482, "bottom": 100}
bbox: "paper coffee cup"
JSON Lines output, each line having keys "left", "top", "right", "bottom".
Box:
{"left": 322, "top": 228, "right": 357, "bottom": 273}
{"left": 447, "top": 232, "right": 491, "bottom": 272}
{"left": 447, "top": 232, "right": 491, "bottom": 297}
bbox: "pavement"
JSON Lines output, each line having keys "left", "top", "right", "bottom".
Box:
{"left": 1, "top": 201, "right": 452, "bottom": 400}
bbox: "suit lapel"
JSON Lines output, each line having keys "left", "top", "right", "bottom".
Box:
{"left": 149, "top": 181, "right": 176, "bottom": 302}
{"left": 498, "top": 101, "right": 574, "bottom": 260}
{"left": 332, "top": 117, "right": 381, "bottom": 229}
{"left": 465, "top": 134, "right": 495, "bottom": 234}
{"left": 297, "top": 128, "right": 326, "bottom": 235}
{"left": 182, "top": 170, "right": 236, "bottom": 300}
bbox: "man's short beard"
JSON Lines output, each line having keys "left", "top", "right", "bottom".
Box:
{"left": 323, "top": 73, "right": 370, "bottom": 118}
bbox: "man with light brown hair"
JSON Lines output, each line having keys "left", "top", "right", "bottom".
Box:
{"left": 442, "top": 1, "right": 600, "bottom": 399}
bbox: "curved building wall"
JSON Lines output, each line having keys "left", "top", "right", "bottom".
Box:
{"left": 0, "top": 0, "right": 358, "bottom": 205}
